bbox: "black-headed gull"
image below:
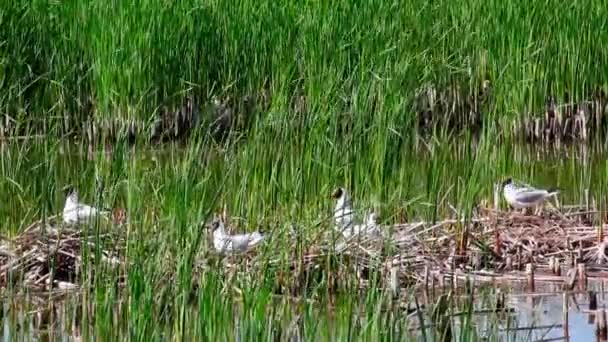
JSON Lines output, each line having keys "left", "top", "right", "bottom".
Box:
{"left": 332, "top": 187, "right": 354, "bottom": 230}
{"left": 209, "top": 216, "right": 265, "bottom": 253}
{"left": 62, "top": 186, "right": 110, "bottom": 225}
{"left": 502, "top": 178, "right": 559, "bottom": 213}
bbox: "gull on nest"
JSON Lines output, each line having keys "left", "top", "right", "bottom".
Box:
{"left": 62, "top": 186, "right": 110, "bottom": 225}
{"left": 332, "top": 187, "right": 383, "bottom": 238}
{"left": 502, "top": 178, "right": 559, "bottom": 214}
{"left": 334, "top": 210, "right": 382, "bottom": 254}
{"left": 332, "top": 187, "right": 354, "bottom": 230}
{"left": 209, "top": 216, "right": 265, "bottom": 254}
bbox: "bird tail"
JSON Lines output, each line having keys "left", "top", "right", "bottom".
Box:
{"left": 546, "top": 187, "right": 560, "bottom": 196}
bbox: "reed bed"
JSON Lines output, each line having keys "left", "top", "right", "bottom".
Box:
{"left": 3, "top": 203, "right": 608, "bottom": 341}
{"left": 4, "top": 202, "right": 608, "bottom": 302}
{"left": 3, "top": 0, "right": 608, "bottom": 338}
{"left": 2, "top": 0, "right": 608, "bottom": 145}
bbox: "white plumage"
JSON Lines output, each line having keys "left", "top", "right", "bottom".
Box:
{"left": 331, "top": 187, "right": 383, "bottom": 240}
{"left": 210, "top": 218, "right": 265, "bottom": 253}
{"left": 502, "top": 178, "right": 559, "bottom": 210}
{"left": 341, "top": 210, "right": 381, "bottom": 239}
{"left": 332, "top": 187, "right": 354, "bottom": 230}
{"left": 62, "top": 187, "right": 109, "bottom": 225}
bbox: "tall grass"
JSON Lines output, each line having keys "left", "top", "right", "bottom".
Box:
{"left": 2, "top": 0, "right": 608, "bottom": 340}
{"left": 1, "top": 136, "right": 604, "bottom": 340}
{"left": 1, "top": 0, "right": 607, "bottom": 133}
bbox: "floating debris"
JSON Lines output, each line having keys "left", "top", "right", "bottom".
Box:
{"left": 4, "top": 201, "right": 608, "bottom": 308}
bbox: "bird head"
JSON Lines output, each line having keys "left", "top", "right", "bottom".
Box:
{"left": 331, "top": 187, "right": 345, "bottom": 200}
{"left": 501, "top": 178, "right": 513, "bottom": 188}
{"left": 207, "top": 215, "right": 224, "bottom": 233}
{"left": 367, "top": 211, "right": 379, "bottom": 225}
{"left": 63, "top": 185, "right": 78, "bottom": 201}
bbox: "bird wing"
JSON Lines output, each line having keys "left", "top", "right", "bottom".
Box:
{"left": 246, "top": 231, "right": 264, "bottom": 246}
{"left": 214, "top": 236, "right": 233, "bottom": 252}
{"left": 514, "top": 185, "right": 538, "bottom": 193}
{"left": 230, "top": 232, "right": 264, "bottom": 249}
{"left": 513, "top": 190, "right": 549, "bottom": 204}
{"left": 343, "top": 221, "right": 380, "bottom": 239}
{"left": 76, "top": 204, "right": 102, "bottom": 219}
{"left": 335, "top": 207, "right": 354, "bottom": 227}
{"left": 63, "top": 205, "right": 92, "bottom": 221}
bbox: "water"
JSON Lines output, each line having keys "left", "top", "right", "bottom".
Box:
{"left": 2, "top": 140, "right": 608, "bottom": 340}
{"left": 498, "top": 282, "right": 606, "bottom": 341}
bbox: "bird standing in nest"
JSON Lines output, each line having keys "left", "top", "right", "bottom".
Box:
{"left": 502, "top": 178, "right": 559, "bottom": 215}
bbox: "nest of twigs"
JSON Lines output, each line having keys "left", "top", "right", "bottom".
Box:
{"left": 0, "top": 216, "right": 124, "bottom": 293}
{"left": 258, "top": 204, "right": 608, "bottom": 298}
{"left": 3, "top": 204, "right": 608, "bottom": 302}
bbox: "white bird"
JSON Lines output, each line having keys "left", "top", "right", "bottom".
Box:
{"left": 332, "top": 187, "right": 354, "bottom": 230}
{"left": 334, "top": 210, "right": 382, "bottom": 253}
{"left": 62, "top": 186, "right": 109, "bottom": 225}
{"left": 502, "top": 178, "right": 559, "bottom": 213}
{"left": 341, "top": 210, "right": 381, "bottom": 239}
{"left": 210, "top": 217, "right": 265, "bottom": 253}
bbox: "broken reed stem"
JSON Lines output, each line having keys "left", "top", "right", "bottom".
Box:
{"left": 578, "top": 263, "right": 587, "bottom": 290}
{"left": 597, "top": 309, "right": 607, "bottom": 341}
{"left": 590, "top": 291, "right": 598, "bottom": 310}
{"left": 431, "top": 271, "right": 436, "bottom": 299}
{"left": 495, "top": 289, "right": 505, "bottom": 311}
{"left": 389, "top": 266, "right": 399, "bottom": 298}
{"left": 526, "top": 263, "right": 535, "bottom": 292}
{"left": 565, "top": 267, "right": 577, "bottom": 291}
{"left": 550, "top": 256, "right": 562, "bottom": 276}
{"left": 493, "top": 183, "right": 501, "bottom": 210}
{"left": 563, "top": 292, "right": 569, "bottom": 339}
{"left": 423, "top": 264, "right": 430, "bottom": 297}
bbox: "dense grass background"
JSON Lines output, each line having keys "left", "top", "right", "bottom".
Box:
{"left": 2, "top": 0, "right": 608, "bottom": 339}
{"left": 1, "top": 0, "right": 607, "bottom": 133}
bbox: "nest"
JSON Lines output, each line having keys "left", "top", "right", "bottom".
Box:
{"left": 0, "top": 216, "right": 125, "bottom": 293}
{"left": 3, "top": 204, "right": 607, "bottom": 303}
{"left": 261, "top": 204, "right": 608, "bottom": 298}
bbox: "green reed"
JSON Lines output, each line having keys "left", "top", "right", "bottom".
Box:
{"left": 2, "top": 0, "right": 608, "bottom": 339}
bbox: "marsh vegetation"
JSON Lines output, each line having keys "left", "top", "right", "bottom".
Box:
{"left": 2, "top": 0, "right": 608, "bottom": 340}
